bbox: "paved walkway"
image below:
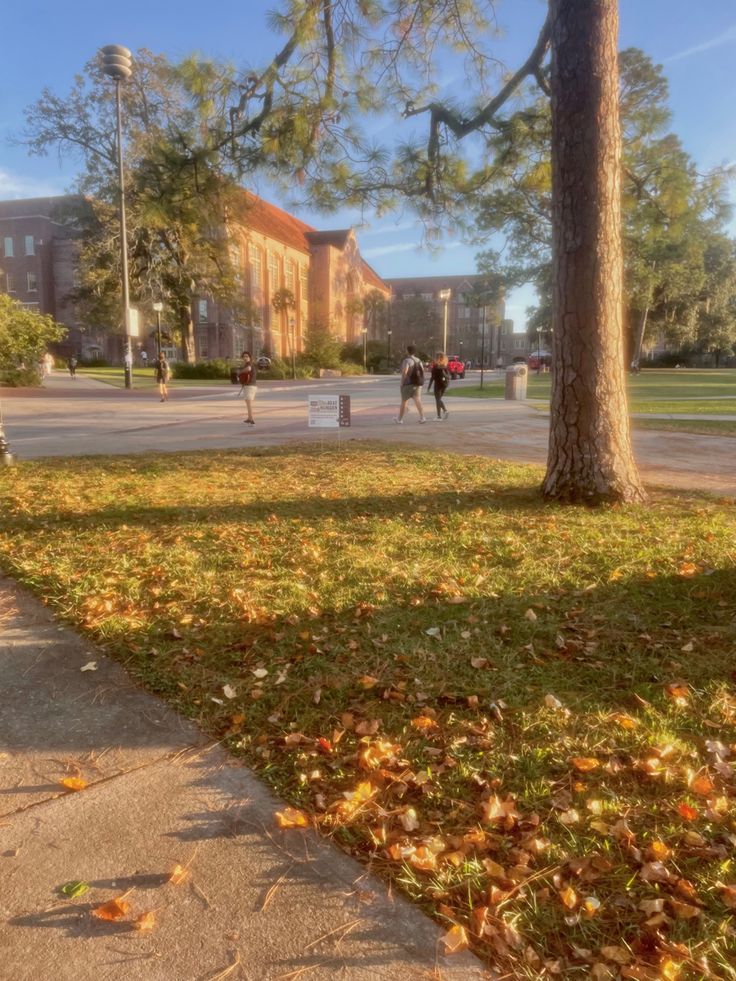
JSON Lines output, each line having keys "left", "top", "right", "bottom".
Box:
{"left": 0, "top": 576, "right": 487, "bottom": 981}
{"left": 2, "top": 374, "right": 735, "bottom": 496}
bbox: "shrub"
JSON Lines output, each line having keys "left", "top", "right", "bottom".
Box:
{"left": 172, "top": 359, "right": 231, "bottom": 379}
{"left": 79, "top": 357, "right": 110, "bottom": 367}
{"left": 0, "top": 365, "right": 42, "bottom": 387}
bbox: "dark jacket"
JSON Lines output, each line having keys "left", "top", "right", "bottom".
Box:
{"left": 428, "top": 364, "right": 450, "bottom": 392}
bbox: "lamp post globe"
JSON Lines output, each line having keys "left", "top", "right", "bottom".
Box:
{"left": 100, "top": 45, "right": 133, "bottom": 388}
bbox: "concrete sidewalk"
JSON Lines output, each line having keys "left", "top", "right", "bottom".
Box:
{"left": 0, "top": 577, "right": 488, "bottom": 981}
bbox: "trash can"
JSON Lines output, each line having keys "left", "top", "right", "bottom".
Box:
{"left": 505, "top": 363, "right": 528, "bottom": 400}
{"left": 230, "top": 367, "right": 241, "bottom": 385}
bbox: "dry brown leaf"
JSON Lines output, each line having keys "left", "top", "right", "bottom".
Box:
{"left": 717, "top": 883, "right": 736, "bottom": 909}
{"left": 676, "top": 802, "right": 698, "bottom": 821}
{"left": 559, "top": 885, "right": 578, "bottom": 910}
{"left": 442, "top": 923, "right": 470, "bottom": 954}
{"left": 169, "top": 863, "right": 189, "bottom": 885}
{"left": 132, "top": 911, "right": 156, "bottom": 931}
{"left": 690, "top": 773, "right": 714, "bottom": 797}
{"left": 600, "top": 945, "right": 632, "bottom": 965}
{"left": 92, "top": 897, "right": 130, "bottom": 921}
{"left": 668, "top": 899, "right": 700, "bottom": 920}
{"left": 275, "top": 807, "right": 309, "bottom": 829}
{"left": 410, "top": 715, "right": 438, "bottom": 731}
{"left": 59, "top": 777, "right": 87, "bottom": 792}
{"left": 570, "top": 757, "right": 600, "bottom": 773}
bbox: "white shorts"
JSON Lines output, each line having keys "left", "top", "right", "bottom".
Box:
{"left": 242, "top": 386, "right": 257, "bottom": 401}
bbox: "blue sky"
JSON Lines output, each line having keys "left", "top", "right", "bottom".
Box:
{"left": 2, "top": 0, "right": 735, "bottom": 330}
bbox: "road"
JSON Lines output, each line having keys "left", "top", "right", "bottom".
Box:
{"left": 1, "top": 371, "right": 734, "bottom": 496}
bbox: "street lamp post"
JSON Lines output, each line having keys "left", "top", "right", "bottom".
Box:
{"left": 480, "top": 304, "right": 486, "bottom": 390}
{"left": 289, "top": 317, "right": 296, "bottom": 380}
{"left": 153, "top": 301, "right": 163, "bottom": 358}
{"left": 361, "top": 328, "right": 368, "bottom": 373}
{"left": 386, "top": 329, "right": 392, "bottom": 370}
{"left": 438, "top": 289, "right": 451, "bottom": 353}
{"left": 100, "top": 44, "right": 133, "bottom": 390}
{"left": 536, "top": 327, "right": 542, "bottom": 374}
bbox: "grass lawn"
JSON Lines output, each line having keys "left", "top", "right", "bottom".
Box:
{"left": 451, "top": 369, "right": 736, "bottom": 416}
{"left": 633, "top": 420, "right": 736, "bottom": 438}
{"left": 78, "top": 367, "right": 231, "bottom": 388}
{"left": 1, "top": 446, "right": 735, "bottom": 978}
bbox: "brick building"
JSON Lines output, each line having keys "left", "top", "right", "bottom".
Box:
{"left": 383, "top": 275, "right": 506, "bottom": 365}
{"left": 0, "top": 193, "right": 389, "bottom": 363}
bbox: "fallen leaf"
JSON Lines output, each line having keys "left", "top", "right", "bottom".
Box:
{"left": 275, "top": 807, "right": 309, "bottom": 829}
{"left": 639, "top": 861, "right": 671, "bottom": 884}
{"left": 399, "top": 807, "right": 420, "bottom": 832}
{"left": 80, "top": 661, "right": 98, "bottom": 672}
{"left": 600, "top": 945, "right": 632, "bottom": 966}
{"left": 470, "top": 657, "right": 489, "bottom": 669}
{"left": 690, "top": 774, "right": 714, "bottom": 797}
{"left": 411, "top": 715, "right": 438, "bottom": 731}
{"left": 60, "top": 880, "right": 89, "bottom": 898}
{"left": 677, "top": 802, "right": 698, "bottom": 821}
{"left": 169, "top": 863, "right": 189, "bottom": 885}
{"left": 223, "top": 684, "right": 237, "bottom": 699}
{"left": 358, "top": 674, "right": 378, "bottom": 689}
{"left": 559, "top": 886, "right": 578, "bottom": 910}
{"left": 132, "top": 911, "right": 156, "bottom": 931}
{"left": 251, "top": 668, "right": 268, "bottom": 679}
{"left": 677, "top": 562, "right": 697, "bottom": 577}
{"left": 425, "top": 627, "right": 441, "bottom": 638}
{"left": 544, "top": 694, "right": 563, "bottom": 710}
{"left": 524, "top": 608, "right": 538, "bottom": 622}
{"left": 570, "top": 757, "right": 600, "bottom": 773}
{"left": 59, "top": 777, "right": 87, "bottom": 792}
{"left": 668, "top": 899, "right": 700, "bottom": 920}
{"left": 92, "top": 897, "right": 129, "bottom": 921}
{"left": 717, "top": 883, "right": 736, "bottom": 909}
{"left": 638, "top": 899, "right": 664, "bottom": 914}
{"left": 559, "top": 808, "right": 580, "bottom": 826}
{"left": 442, "top": 923, "right": 469, "bottom": 954}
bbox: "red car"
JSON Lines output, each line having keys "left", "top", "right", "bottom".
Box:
{"left": 447, "top": 356, "right": 465, "bottom": 379}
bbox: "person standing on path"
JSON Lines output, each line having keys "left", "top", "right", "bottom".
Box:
{"left": 141, "top": 350, "right": 148, "bottom": 368}
{"left": 238, "top": 351, "right": 257, "bottom": 425}
{"left": 154, "top": 353, "right": 170, "bottom": 402}
{"left": 427, "top": 352, "right": 450, "bottom": 420}
{"left": 67, "top": 356, "right": 77, "bottom": 380}
{"left": 394, "top": 345, "right": 427, "bottom": 424}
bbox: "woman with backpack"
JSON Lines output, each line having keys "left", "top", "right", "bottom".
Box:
{"left": 427, "top": 352, "right": 450, "bottom": 420}
{"left": 393, "top": 344, "right": 427, "bottom": 424}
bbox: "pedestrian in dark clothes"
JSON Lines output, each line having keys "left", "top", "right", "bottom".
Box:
{"left": 427, "top": 352, "right": 450, "bottom": 420}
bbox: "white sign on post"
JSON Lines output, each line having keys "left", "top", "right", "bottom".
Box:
{"left": 308, "top": 394, "right": 351, "bottom": 428}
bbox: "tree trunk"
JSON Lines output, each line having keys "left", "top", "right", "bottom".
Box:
{"left": 179, "top": 310, "right": 195, "bottom": 363}
{"left": 631, "top": 304, "right": 649, "bottom": 369}
{"left": 543, "top": 0, "right": 645, "bottom": 503}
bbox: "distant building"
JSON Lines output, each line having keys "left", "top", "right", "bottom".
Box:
{"left": 382, "top": 274, "right": 505, "bottom": 363}
{"left": 0, "top": 193, "right": 389, "bottom": 363}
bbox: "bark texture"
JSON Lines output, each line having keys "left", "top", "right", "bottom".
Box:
{"left": 543, "top": 0, "right": 645, "bottom": 503}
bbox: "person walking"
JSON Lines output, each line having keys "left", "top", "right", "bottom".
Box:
{"left": 154, "top": 353, "right": 170, "bottom": 402}
{"left": 427, "top": 352, "right": 450, "bottom": 420}
{"left": 394, "top": 344, "right": 427, "bottom": 424}
{"left": 141, "top": 350, "right": 148, "bottom": 368}
{"left": 67, "top": 356, "right": 77, "bottom": 379}
{"left": 238, "top": 351, "right": 257, "bottom": 425}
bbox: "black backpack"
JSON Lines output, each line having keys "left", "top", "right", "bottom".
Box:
{"left": 408, "top": 358, "right": 424, "bottom": 386}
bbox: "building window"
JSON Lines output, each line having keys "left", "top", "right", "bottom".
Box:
{"left": 5, "top": 273, "right": 15, "bottom": 293}
{"left": 198, "top": 299, "right": 208, "bottom": 323}
{"left": 197, "top": 333, "right": 208, "bottom": 359}
{"left": 25, "top": 235, "right": 35, "bottom": 256}
{"left": 285, "top": 258, "right": 295, "bottom": 293}
{"left": 268, "top": 253, "right": 279, "bottom": 291}
{"left": 299, "top": 266, "right": 308, "bottom": 299}
{"left": 21, "top": 302, "right": 39, "bottom": 311}
{"left": 3, "top": 237, "right": 13, "bottom": 258}
{"left": 27, "top": 272, "right": 38, "bottom": 292}
{"left": 421, "top": 292, "right": 433, "bottom": 301}
{"left": 249, "top": 244, "right": 263, "bottom": 295}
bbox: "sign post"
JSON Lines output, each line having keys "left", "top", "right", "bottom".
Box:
{"left": 308, "top": 394, "right": 350, "bottom": 452}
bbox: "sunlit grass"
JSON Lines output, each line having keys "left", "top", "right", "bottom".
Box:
{"left": 0, "top": 445, "right": 734, "bottom": 977}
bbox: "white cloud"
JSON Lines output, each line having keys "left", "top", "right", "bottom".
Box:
{"left": 362, "top": 242, "right": 419, "bottom": 259}
{"left": 665, "top": 24, "right": 736, "bottom": 63}
{"left": 0, "top": 168, "right": 67, "bottom": 200}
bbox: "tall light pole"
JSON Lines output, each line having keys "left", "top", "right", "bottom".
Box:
{"left": 361, "top": 328, "right": 368, "bottom": 373}
{"left": 480, "top": 304, "right": 486, "bottom": 390}
{"left": 153, "top": 301, "right": 163, "bottom": 358}
{"left": 386, "top": 329, "right": 392, "bottom": 370}
{"left": 536, "top": 327, "right": 542, "bottom": 373}
{"left": 101, "top": 44, "right": 133, "bottom": 390}
{"left": 289, "top": 317, "right": 296, "bottom": 379}
{"left": 438, "top": 288, "right": 451, "bottom": 353}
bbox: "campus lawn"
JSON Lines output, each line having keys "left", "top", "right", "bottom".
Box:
{"left": 452, "top": 369, "right": 736, "bottom": 415}
{"left": 77, "top": 366, "right": 231, "bottom": 388}
{"left": 632, "top": 419, "right": 736, "bottom": 438}
{"left": 1, "top": 446, "right": 735, "bottom": 978}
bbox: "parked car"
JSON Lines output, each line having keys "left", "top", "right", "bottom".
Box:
{"left": 256, "top": 356, "right": 272, "bottom": 370}
{"left": 447, "top": 356, "right": 465, "bottom": 379}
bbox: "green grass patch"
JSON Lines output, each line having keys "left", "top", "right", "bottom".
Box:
{"left": 633, "top": 419, "right": 736, "bottom": 437}
{"left": 0, "top": 445, "right": 735, "bottom": 977}
{"left": 78, "top": 367, "right": 230, "bottom": 388}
